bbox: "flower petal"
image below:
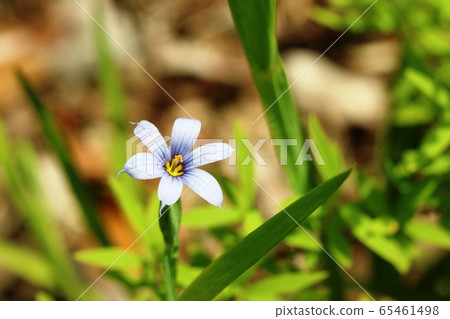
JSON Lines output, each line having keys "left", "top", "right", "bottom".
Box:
{"left": 186, "top": 143, "right": 235, "bottom": 168}
{"left": 118, "top": 153, "right": 165, "bottom": 180}
{"left": 181, "top": 168, "right": 223, "bottom": 207}
{"left": 158, "top": 174, "right": 184, "bottom": 208}
{"left": 133, "top": 120, "right": 169, "bottom": 162}
{"left": 170, "top": 118, "right": 201, "bottom": 157}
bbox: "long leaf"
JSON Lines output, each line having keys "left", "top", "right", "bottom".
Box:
{"left": 0, "top": 239, "right": 56, "bottom": 290}
{"left": 94, "top": 8, "right": 126, "bottom": 133}
{"left": 17, "top": 72, "right": 110, "bottom": 246}
{"left": 179, "top": 169, "right": 350, "bottom": 300}
{"left": 228, "top": 0, "right": 310, "bottom": 194}
{"left": 0, "top": 121, "right": 84, "bottom": 299}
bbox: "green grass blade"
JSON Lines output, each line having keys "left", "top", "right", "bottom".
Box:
{"left": 240, "top": 271, "right": 328, "bottom": 301}
{"left": 308, "top": 115, "right": 344, "bottom": 181}
{"left": 0, "top": 121, "right": 85, "bottom": 299}
{"left": 75, "top": 247, "right": 143, "bottom": 270}
{"left": 405, "top": 220, "right": 450, "bottom": 249}
{"left": 94, "top": 9, "right": 126, "bottom": 133}
{"left": 179, "top": 169, "right": 351, "bottom": 300}
{"left": 183, "top": 206, "right": 242, "bottom": 229}
{"left": 234, "top": 121, "right": 256, "bottom": 209}
{"left": 228, "top": 0, "right": 310, "bottom": 194}
{"left": 17, "top": 72, "right": 110, "bottom": 246}
{"left": 109, "top": 177, "right": 147, "bottom": 234}
{"left": 0, "top": 239, "right": 56, "bottom": 290}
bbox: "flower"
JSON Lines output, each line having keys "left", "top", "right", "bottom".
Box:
{"left": 118, "top": 118, "right": 235, "bottom": 210}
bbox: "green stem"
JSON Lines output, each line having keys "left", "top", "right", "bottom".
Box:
{"left": 158, "top": 200, "right": 182, "bottom": 300}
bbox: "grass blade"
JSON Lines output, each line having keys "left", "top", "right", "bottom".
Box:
{"left": 17, "top": 72, "right": 110, "bottom": 246}
{"left": 0, "top": 239, "right": 56, "bottom": 290}
{"left": 228, "top": 0, "right": 310, "bottom": 194}
{"left": 0, "top": 121, "right": 85, "bottom": 299}
{"left": 179, "top": 169, "right": 351, "bottom": 300}
{"left": 94, "top": 9, "right": 126, "bottom": 133}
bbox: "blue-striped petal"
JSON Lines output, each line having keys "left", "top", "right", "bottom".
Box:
{"left": 118, "top": 153, "right": 165, "bottom": 180}
{"left": 158, "top": 174, "right": 184, "bottom": 210}
{"left": 133, "top": 120, "right": 169, "bottom": 162}
{"left": 181, "top": 168, "right": 223, "bottom": 207}
{"left": 169, "top": 118, "right": 201, "bottom": 157}
{"left": 185, "top": 143, "right": 235, "bottom": 168}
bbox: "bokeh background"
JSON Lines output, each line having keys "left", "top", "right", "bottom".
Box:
{"left": 0, "top": 0, "right": 449, "bottom": 301}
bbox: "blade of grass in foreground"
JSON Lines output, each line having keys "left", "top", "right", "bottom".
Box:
{"left": 0, "top": 121, "right": 85, "bottom": 299}
{"left": 17, "top": 72, "right": 110, "bottom": 246}
{"left": 228, "top": 0, "right": 310, "bottom": 194}
{"left": 179, "top": 169, "right": 351, "bottom": 300}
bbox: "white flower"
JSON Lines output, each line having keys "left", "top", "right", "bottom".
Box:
{"left": 118, "top": 118, "right": 235, "bottom": 209}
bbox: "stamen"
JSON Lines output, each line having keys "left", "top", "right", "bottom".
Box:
{"left": 174, "top": 154, "right": 183, "bottom": 163}
{"left": 165, "top": 155, "right": 184, "bottom": 177}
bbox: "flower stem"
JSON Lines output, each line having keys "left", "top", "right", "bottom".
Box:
{"left": 158, "top": 200, "right": 182, "bottom": 300}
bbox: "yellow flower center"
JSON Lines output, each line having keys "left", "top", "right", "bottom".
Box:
{"left": 165, "top": 154, "right": 184, "bottom": 177}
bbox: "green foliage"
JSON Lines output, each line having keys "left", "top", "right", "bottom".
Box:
{"left": 405, "top": 220, "right": 450, "bottom": 249}
{"left": 159, "top": 201, "right": 182, "bottom": 301}
{"left": 17, "top": 73, "right": 109, "bottom": 246}
{"left": 341, "top": 205, "right": 415, "bottom": 274}
{"left": 405, "top": 69, "right": 450, "bottom": 110}
{"left": 239, "top": 272, "right": 328, "bottom": 301}
{"left": 109, "top": 177, "right": 148, "bottom": 239}
{"left": 94, "top": 8, "right": 126, "bottom": 133}
{"left": 285, "top": 231, "right": 321, "bottom": 252}
{"left": 234, "top": 122, "right": 257, "bottom": 209}
{"left": 327, "top": 220, "right": 352, "bottom": 269}
{"left": 0, "top": 119, "right": 84, "bottom": 300}
{"left": 228, "top": 0, "right": 309, "bottom": 194}
{"left": 308, "top": 115, "right": 344, "bottom": 182}
{"left": 179, "top": 170, "right": 351, "bottom": 300}
{"left": 0, "top": 239, "right": 56, "bottom": 290}
{"left": 183, "top": 206, "right": 242, "bottom": 229}
{"left": 75, "top": 247, "right": 143, "bottom": 270}
{"left": 2, "top": 0, "right": 449, "bottom": 302}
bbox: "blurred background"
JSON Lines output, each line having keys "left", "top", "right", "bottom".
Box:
{"left": 0, "top": 0, "right": 449, "bottom": 301}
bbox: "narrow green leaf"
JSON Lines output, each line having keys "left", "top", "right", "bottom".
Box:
{"left": 392, "top": 103, "right": 437, "bottom": 126}
{"left": 0, "top": 121, "right": 84, "bottom": 299}
{"left": 75, "top": 248, "right": 143, "bottom": 270}
{"left": 405, "top": 220, "right": 450, "bottom": 249}
{"left": 0, "top": 239, "right": 56, "bottom": 290}
{"left": 94, "top": 8, "right": 126, "bottom": 133}
{"left": 405, "top": 68, "right": 450, "bottom": 109}
{"left": 312, "top": 7, "right": 347, "bottom": 31}
{"left": 419, "top": 122, "right": 450, "bottom": 159}
{"left": 361, "top": 236, "right": 414, "bottom": 274}
{"left": 308, "top": 115, "right": 344, "bottom": 181}
{"left": 183, "top": 206, "right": 242, "bottom": 229}
{"left": 228, "top": 0, "right": 309, "bottom": 194}
{"left": 341, "top": 205, "right": 415, "bottom": 274}
{"left": 396, "top": 177, "right": 438, "bottom": 223}
{"left": 327, "top": 231, "right": 351, "bottom": 268}
{"left": 179, "top": 170, "right": 351, "bottom": 300}
{"left": 17, "top": 72, "right": 109, "bottom": 246}
{"left": 234, "top": 121, "right": 256, "bottom": 208}
{"left": 241, "top": 210, "right": 264, "bottom": 236}
{"left": 177, "top": 263, "right": 203, "bottom": 288}
{"left": 423, "top": 154, "right": 450, "bottom": 175}
{"left": 241, "top": 271, "right": 328, "bottom": 301}
{"left": 285, "top": 231, "right": 320, "bottom": 251}
{"left": 109, "top": 177, "right": 147, "bottom": 236}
